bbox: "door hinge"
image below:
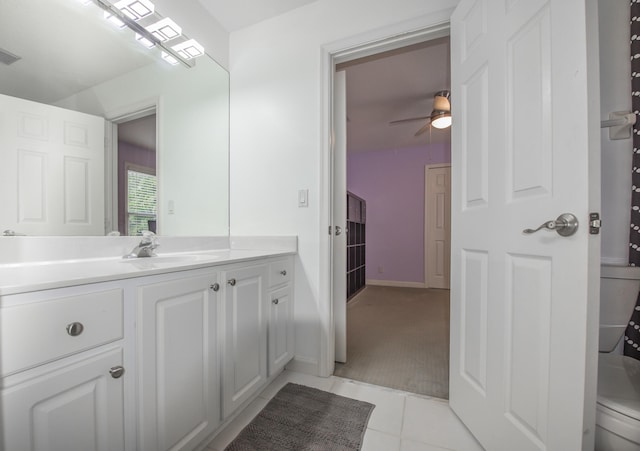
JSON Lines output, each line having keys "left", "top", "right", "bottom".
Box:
{"left": 589, "top": 213, "right": 601, "bottom": 235}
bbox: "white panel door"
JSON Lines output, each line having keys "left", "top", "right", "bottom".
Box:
{"left": 332, "top": 70, "right": 348, "bottom": 364}
{"left": 138, "top": 272, "right": 220, "bottom": 451}
{"left": 425, "top": 165, "right": 451, "bottom": 289}
{"left": 450, "top": 0, "right": 599, "bottom": 450}
{"left": 0, "top": 93, "right": 105, "bottom": 235}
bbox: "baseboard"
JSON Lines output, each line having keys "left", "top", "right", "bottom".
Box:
{"left": 366, "top": 279, "right": 427, "bottom": 289}
{"left": 285, "top": 355, "right": 319, "bottom": 375}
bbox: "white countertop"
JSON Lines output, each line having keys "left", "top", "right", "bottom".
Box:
{"left": 0, "top": 248, "right": 295, "bottom": 296}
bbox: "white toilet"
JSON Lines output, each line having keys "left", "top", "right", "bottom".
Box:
{"left": 596, "top": 264, "right": 640, "bottom": 451}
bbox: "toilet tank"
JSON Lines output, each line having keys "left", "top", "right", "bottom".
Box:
{"left": 599, "top": 264, "right": 640, "bottom": 352}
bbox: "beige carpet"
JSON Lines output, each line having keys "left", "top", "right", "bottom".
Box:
{"left": 334, "top": 285, "right": 450, "bottom": 399}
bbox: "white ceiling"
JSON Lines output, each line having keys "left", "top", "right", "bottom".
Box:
{"left": 0, "top": 0, "right": 158, "bottom": 105}
{"left": 196, "top": 0, "right": 319, "bottom": 32}
{"left": 343, "top": 38, "right": 451, "bottom": 153}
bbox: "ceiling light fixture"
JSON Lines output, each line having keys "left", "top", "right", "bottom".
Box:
{"left": 104, "top": 11, "right": 126, "bottom": 28}
{"left": 115, "top": 0, "right": 154, "bottom": 21}
{"left": 146, "top": 18, "right": 182, "bottom": 42}
{"left": 161, "top": 51, "right": 179, "bottom": 65}
{"left": 172, "top": 39, "right": 205, "bottom": 59}
{"left": 90, "top": 0, "right": 200, "bottom": 68}
{"left": 135, "top": 33, "right": 156, "bottom": 48}
{"left": 430, "top": 91, "right": 452, "bottom": 129}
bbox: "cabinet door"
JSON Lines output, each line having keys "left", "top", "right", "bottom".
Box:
{"left": 1, "top": 346, "right": 124, "bottom": 451}
{"left": 268, "top": 285, "right": 294, "bottom": 376}
{"left": 221, "top": 265, "right": 267, "bottom": 418}
{"left": 138, "top": 272, "right": 219, "bottom": 451}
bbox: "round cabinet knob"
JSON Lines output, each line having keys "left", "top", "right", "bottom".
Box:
{"left": 210, "top": 283, "right": 220, "bottom": 292}
{"left": 66, "top": 322, "right": 84, "bottom": 337}
{"left": 280, "top": 270, "right": 287, "bottom": 276}
{"left": 272, "top": 298, "right": 279, "bottom": 305}
{"left": 109, "top": 366, "right": 125, "bottom": 379}
{"left": 227, "top": 279, "right": 236, "bottom": 286}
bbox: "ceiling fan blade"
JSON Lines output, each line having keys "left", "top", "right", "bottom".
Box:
{"left": 389, "top": 116, "right": 430, "bottom": 125}
{"left": 414, "top": 120, "right": 432, "bottom": 137}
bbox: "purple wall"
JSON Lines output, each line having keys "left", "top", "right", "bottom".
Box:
{"left": 347, "top": 143, "right": 450, "bottom": 284}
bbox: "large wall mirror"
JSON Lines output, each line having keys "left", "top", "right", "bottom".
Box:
{"left": 0, "top": 0, "right": 229, "bottom": 237}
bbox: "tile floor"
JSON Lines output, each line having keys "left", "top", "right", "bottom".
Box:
{"left": 206, "top": 370, "right": 484, "bottom": 451}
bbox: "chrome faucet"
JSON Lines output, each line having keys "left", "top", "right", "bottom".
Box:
{"left": 123, "top": 231, "right": 159, "bottom": 258}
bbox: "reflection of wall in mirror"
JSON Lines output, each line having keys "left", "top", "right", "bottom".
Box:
{"left": 55, "top": 57, "right": 230, "bottom": 236}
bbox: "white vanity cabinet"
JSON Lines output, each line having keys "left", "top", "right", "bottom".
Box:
{"left": 0, "top": 249, "right": 296, "bottom": 451}
{"left": 267, "top": 258, "right": 294, "bottom": 376}
{"left": 136, "top": 269, "right": 221, "bottom": 451}
{"left": 220, "top": 263, "right": 268, "bottom": 419}
{"left": 0, "top": 283, "right": 127, "bottom": 451}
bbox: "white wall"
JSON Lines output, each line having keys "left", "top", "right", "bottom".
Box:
{"left": 229, "top": 0, "right": 458, "bottom": 373}
{"left": 599, "top": 0, "right": 633, "bottom": 265}
{"left": 57, "top": 57, "right": 229, "bottom": 237}
{"left": 154, "top": 0, "right": 230, "bottom": 70}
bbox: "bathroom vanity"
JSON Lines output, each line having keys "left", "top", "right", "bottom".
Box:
{"left": 0, "top": 240, "right": 295, "bottom": 451}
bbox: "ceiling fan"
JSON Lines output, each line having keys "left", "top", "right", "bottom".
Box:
{"left": 389, "top": 90, "right": 451, "bottom": 136}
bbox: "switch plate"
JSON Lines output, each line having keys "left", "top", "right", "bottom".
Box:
{"left": 168, "top": 200, "right": 175, "bottom": 215}
{"left": 298, "top": 189, "right": 309, "bottom": 207}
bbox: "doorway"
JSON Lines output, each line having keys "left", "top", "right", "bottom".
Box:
{"left": 117, "top": 114, "right": 157, "bottom": 236}
{"left": 332, "top": 34, "right": 452, "bottom": 398}
{"left": 105, "top": 104, "right": 158, "bottom": 236}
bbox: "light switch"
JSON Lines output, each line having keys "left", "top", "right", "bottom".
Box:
{"left": 298, "top": 189, "right": 309, "bottom": 208}
{"left": 168, "top": 200, "right": 175, "bottom": 215}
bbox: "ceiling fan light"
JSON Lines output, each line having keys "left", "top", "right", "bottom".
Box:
{"left": 431, "top": 113, "right": 452, "bottom": 129}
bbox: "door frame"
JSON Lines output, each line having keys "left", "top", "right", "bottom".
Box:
{"left": 424, "top": 163, "right": 451, "bottom": 289}
{"left": 318, "top": 10, "right": 454, "bottom": 377}
{"left": 104, "top": 99, "right": 158, "bottom": 235}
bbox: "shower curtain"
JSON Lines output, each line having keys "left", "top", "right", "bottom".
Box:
{"left": 626, "top": 0, "right": 640, "bottom": 360}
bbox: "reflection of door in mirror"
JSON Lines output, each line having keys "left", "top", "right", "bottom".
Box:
{"left": 117, "top": 114, "right": 156, "bottom": 236}
{"left": 0, "top": 93, "right": 105, "bottom": 236}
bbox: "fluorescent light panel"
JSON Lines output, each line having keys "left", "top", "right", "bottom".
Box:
{"left": 172, "top": 39, "right": 204, "bottom": 59}
{"left": 135, "top": 33, "right": 155, "bottom": 48}
{"left": 146, "top": 18, "right": 182, "bottom": 42}
{"left": 104, "top": 11, "right": 126, "bottom": 28}
{"left": 161, "top": 51, "right": 179, "bottom": 65}
{"left": 115, "top": 0, "right": 154, "bottom": 20}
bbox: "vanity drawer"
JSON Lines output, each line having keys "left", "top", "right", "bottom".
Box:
{"left": 269, "top": 258, "right": 292, "bottom": 288}
{"left": 0, "top": 288, "right": 123, "bottom": 376}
